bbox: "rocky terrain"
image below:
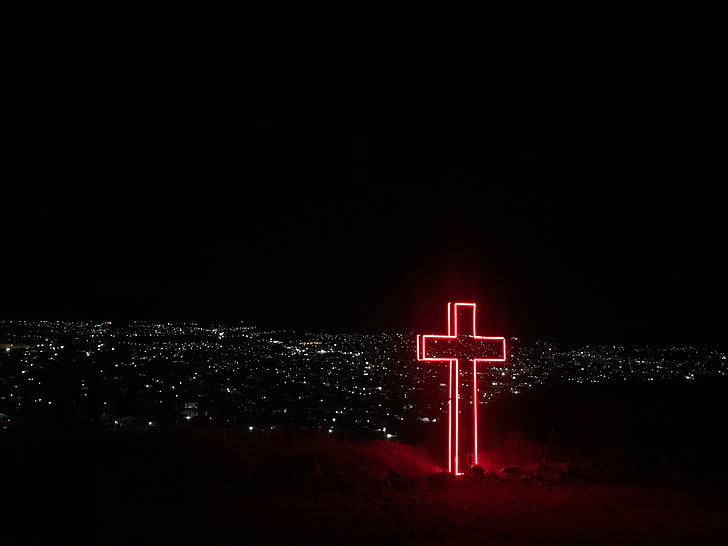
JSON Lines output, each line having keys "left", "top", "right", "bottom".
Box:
{"left": 4, "top": 423, "right": 728, "bottom": 545}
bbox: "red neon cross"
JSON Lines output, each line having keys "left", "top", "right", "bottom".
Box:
{"left": 416, "top": 302, "right": 506, "bottom": 475}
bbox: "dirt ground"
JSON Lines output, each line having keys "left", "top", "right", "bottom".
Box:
{"left": 98, "top": 474, "right": 728, "bottom": 545}
{"left": 93, "top": 434, "right": 728, "bottom": 546}
{"left": 5, "top": 427, "right": 728, "bottom": 545}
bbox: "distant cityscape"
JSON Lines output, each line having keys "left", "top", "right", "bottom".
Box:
{"left": 1, "top": 320, "right": 726, "bottom": 437}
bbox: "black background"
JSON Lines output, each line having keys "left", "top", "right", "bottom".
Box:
{"left": 3, "top": 55, "right": 724, "bottom": 349}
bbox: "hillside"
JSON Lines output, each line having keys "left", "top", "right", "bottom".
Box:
{"left": 3, "top": 379, "right": 728, "bottom": 544}
{"left": 2, "top": 424, "right": 727, "bottom": 545}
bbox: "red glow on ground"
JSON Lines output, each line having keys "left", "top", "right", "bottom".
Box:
{"left": 416, "top": 302, "right": 506, "bottom": 475}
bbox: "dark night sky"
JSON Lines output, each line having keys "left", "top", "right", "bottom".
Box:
{"left": 3, "top": 83, "right": 725, "bottom": 349}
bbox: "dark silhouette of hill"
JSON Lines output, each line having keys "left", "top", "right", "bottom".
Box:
{"left": 479, "top": 377, "right": 728, "bottom": 486}
{"left": 3, "top": 378, "right": 728, "bottom": 545}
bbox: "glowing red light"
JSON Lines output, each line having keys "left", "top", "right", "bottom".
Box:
{"left": 416, "top": 302, "right": 506, "bottom": 475}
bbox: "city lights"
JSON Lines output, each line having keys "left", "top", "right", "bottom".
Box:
{"left": 0, "top": 320, "right": 725, "bottom": 448}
